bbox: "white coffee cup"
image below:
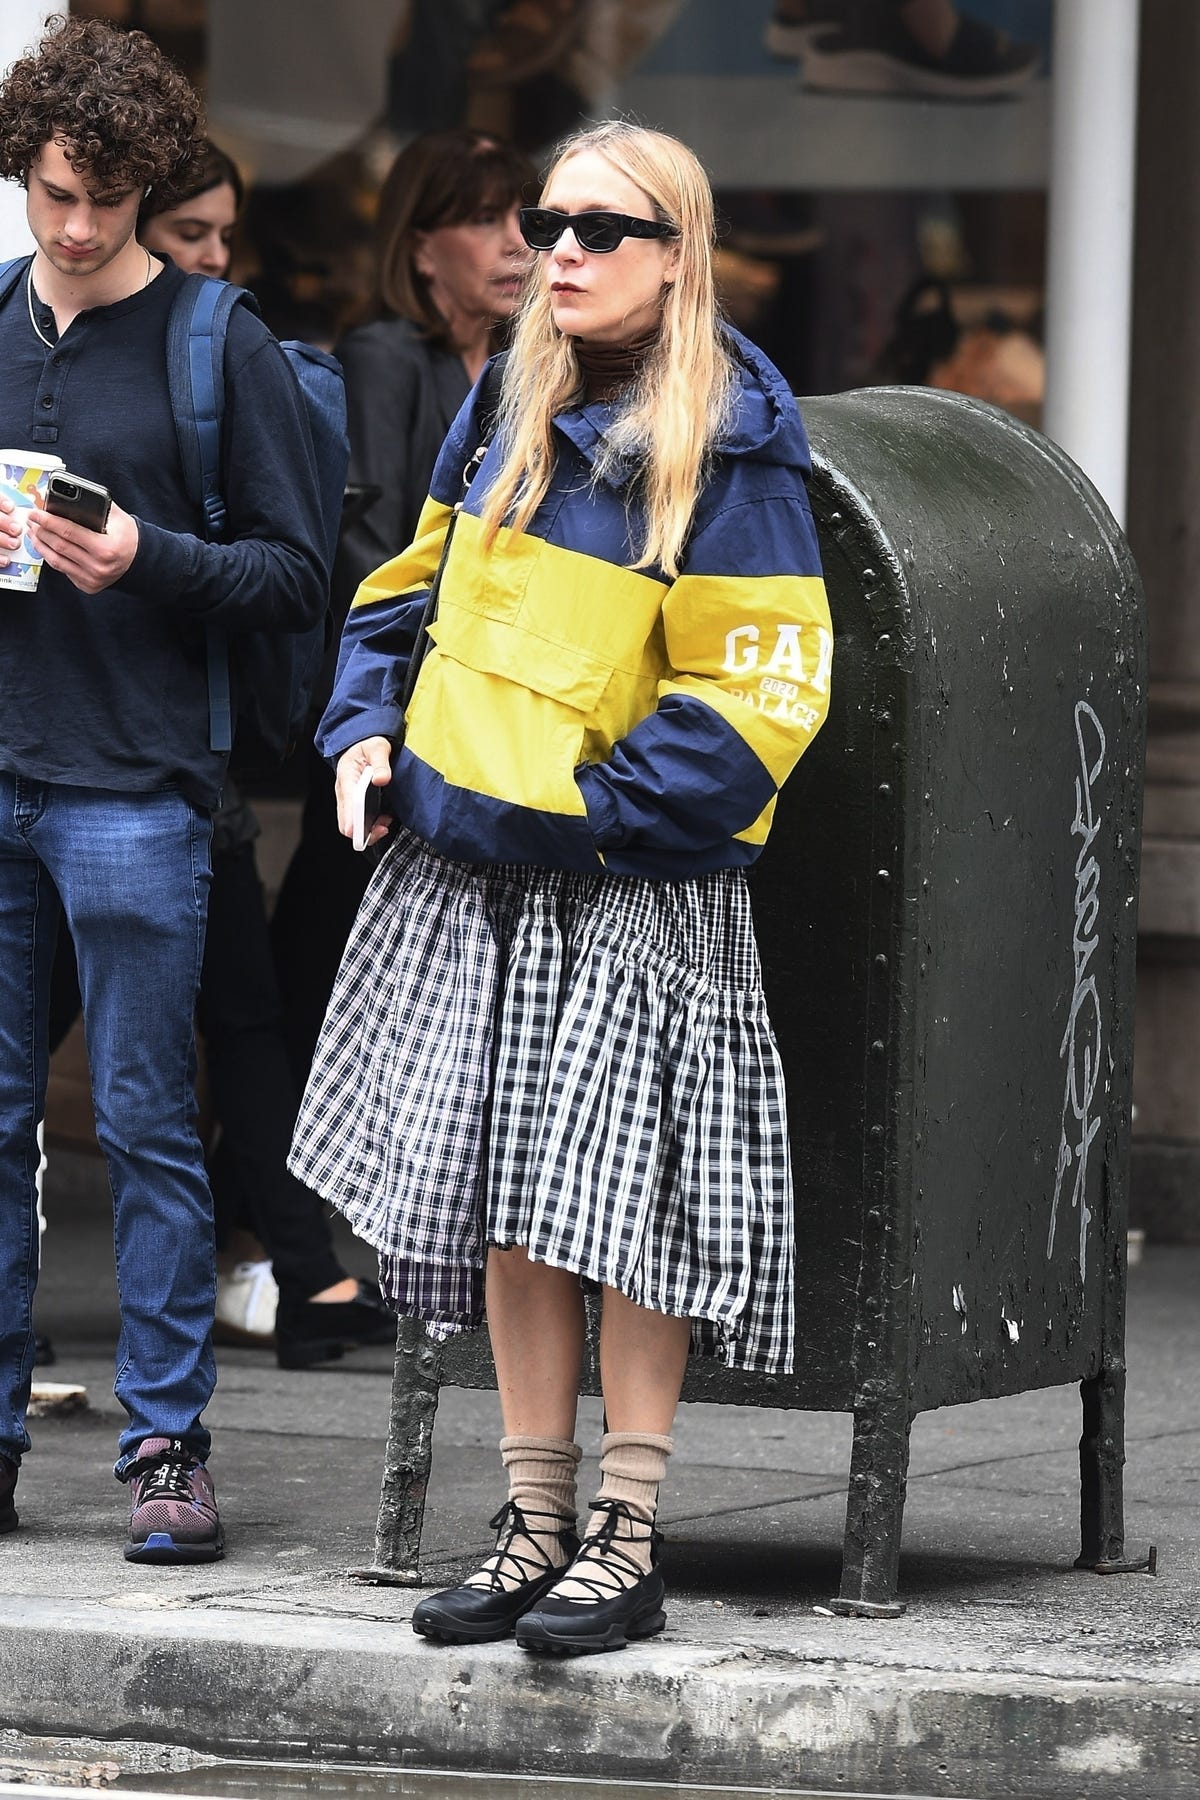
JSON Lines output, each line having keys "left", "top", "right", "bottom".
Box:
{"left": 0, "top": 450, "right": 65, "bottom": 592}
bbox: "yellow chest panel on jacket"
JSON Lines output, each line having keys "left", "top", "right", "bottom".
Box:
{"left": 405, "top": 514, "right": 669, "bottom": 815}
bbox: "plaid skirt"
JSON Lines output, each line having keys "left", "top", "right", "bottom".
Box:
{"left": 289, "top": 827, "right": 795, "bottom": 1372}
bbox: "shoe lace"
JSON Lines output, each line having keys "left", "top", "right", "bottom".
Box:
{"left": 557, "top": 1498, "right": 660, "bottom": 1604}
{"left": 127, "top": 1444, "right": 196, "bottom": 1502}
{"left": 464, "top": 1499, "right": 578, "bottom": 1594}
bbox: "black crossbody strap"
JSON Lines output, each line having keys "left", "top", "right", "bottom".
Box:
{"left": 396, "top": 353, "right": 506, "bottom": 729}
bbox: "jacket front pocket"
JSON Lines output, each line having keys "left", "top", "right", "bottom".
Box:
{"left": 406, "top": 615, "right": 601, "bottom": 819}
{"left": 426, "top": 608, "right": 614, "bottom": 714}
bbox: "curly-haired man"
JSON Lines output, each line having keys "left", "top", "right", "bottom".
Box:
{"left": 0, "top": 16, "right": 327, "bottom": 1560}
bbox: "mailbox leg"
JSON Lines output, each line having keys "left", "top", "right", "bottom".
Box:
{"left": 829, "top": 1397, "right": 910, "bottom": 1617}
{"left": 348, "top": 1315, "right": 443, "bottom": 1585}
{"left": 1075, "top": 1365, "right": 1126, "bottom": 1570}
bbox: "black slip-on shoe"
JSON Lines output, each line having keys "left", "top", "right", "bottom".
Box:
{"left": 275, "top": 1280, "right": 396, "bottom": 1369}
{"left": 0, "top": 1453, "right": 18, "bottom": 1534}
{"left": 413, "top": 1501, "right": 580, "bottom": 1644}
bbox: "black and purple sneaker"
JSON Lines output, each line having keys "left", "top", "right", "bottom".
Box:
{"left": 124, "top": 1436, "right": 224, "bottom": 1563}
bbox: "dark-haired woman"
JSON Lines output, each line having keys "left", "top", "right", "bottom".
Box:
{"left": 142, "top": 147, "right": 395, "bottom": 1369}
{"left": 140, "top": 140, "right": 243, "bottom": 280}
{"left": 271, "top": 127, "right": 536, "bottom": 1085}
{"left": 336, "top": 127, "right": 535, "bottom": 588}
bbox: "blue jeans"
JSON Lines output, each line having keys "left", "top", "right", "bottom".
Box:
{"left": 0, "top": 776, "right": 215, "bottom": 1475}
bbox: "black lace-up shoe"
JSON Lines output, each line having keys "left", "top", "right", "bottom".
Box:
{"left": 515, "top": 1499, "right": 666, "bottom": 1655}
{"left": 275, "top": 1280, "right": 396, "bottom": 1369}
{"left": 0, "top": 1453, "right": 18, "bottom": 1534}
{"left": 412, "top": 1501, "right": 580, "bottom": 1644}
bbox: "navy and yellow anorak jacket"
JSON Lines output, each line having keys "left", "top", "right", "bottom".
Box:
{"left": 317, "top": 327, "right": 831, "bottom": 880}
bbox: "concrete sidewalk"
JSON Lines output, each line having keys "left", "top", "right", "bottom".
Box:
{"left": 1, "top": 1150, "right": 1197, "bottom": 1800}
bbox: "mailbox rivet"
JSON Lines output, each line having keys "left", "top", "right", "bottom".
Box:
{"left": 878, "top": 632, "right": 891, "bottom": 647}
{"left": 878, "top": 782, "right": 892, "bottom": 798}
{"left": 862, "top": 567, "right": 877, "bottom": 583}
{"left": 867, "top": 1208, "right": 883, "bottom": 1225}
{"left": 869, "top": 1124, "right": 884, "bottom": 1142}
{"left": 874, "top": 952, "right": 888, "bottom": 969}
{"left": 829, "top": 510, "right": 843, "bottom": 525}
{"left": 877, "top": 868, "right": 891, "bottom": 884}
{"left": 871, "top": 1039, "right": 885, "bottom": 1057}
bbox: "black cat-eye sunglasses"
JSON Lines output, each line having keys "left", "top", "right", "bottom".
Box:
{"left": 518, "top": 207, "right": 679, "bottom": 254}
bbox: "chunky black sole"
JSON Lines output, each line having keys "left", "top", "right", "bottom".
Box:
{"left": 515, "top": 1572, "right": 667, "bottom": 1655}
{"left": 413, "top": 1560, "right": 570, "bottom": 1645}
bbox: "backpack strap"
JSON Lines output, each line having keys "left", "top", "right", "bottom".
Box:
{"left": 165, "top": 272, "right": 262, "bottom": 754}
{"left": 166, "top": 272, "right": 263, "bottom": 538}
{"left": 0, "top": 256, "right": 32, "bottom": 311}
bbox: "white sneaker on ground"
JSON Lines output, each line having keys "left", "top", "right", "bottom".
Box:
{"left": 214, "top": 1258, "right": 278, "bottom": 1345}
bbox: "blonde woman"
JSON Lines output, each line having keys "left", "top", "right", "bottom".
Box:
{"left": 291, "top": 123, "right": 833, "bottom": 1654}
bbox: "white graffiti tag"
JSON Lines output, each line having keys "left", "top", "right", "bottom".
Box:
{"left": 1047, "top": 700, "right": 1106, "bottom": 1281}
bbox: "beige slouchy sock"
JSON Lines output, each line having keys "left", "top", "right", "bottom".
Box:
{"left": 463, "top": 1434, "right": 582, "bottom": 1594}
{"left": 552, "top": 1430, "right": 673, "bottom": 1599}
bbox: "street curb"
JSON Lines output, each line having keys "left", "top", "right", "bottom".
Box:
{"left": 1, "top": 1601, "right": 1197, "bottom": 1798}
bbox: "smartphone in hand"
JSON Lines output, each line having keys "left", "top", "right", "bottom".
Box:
{"left": 350, "top": 766, "right": 384, "bottom": 852}
{"left": 45, "top": 470, "right": 112, "bottom": 532}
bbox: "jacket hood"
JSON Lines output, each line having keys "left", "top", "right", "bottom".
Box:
{"left": 716, "top": 325, "right": 811, "bottom": 472}
{"left": 551, "top": 323, "right": 811, "bottom": 482}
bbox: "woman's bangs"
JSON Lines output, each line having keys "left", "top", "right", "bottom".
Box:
{"left": 439, "top": 146, "right": 535, "bottom": 228}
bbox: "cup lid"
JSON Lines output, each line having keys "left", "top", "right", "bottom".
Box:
{"left": 0, "top": 451, "right": 65, "bottom": 472}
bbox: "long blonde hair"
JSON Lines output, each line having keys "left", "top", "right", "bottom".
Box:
{"left": 479, "top": 122, "right": 735, "bottom": 578}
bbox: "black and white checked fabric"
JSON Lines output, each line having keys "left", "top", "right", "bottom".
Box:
{"left": 289, "top": 827, "right": 796, "bottom": 1373}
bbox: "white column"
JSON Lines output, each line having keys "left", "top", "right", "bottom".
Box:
{"left": 1042, "top": 0, "right": 1140, "bottom": 525}
{"left": 0, "top": 2, "right": 66, "bottom": 257}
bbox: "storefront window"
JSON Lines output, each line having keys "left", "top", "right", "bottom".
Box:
{"left": 70, "top": 0, "right": 1053, "bottom": 420}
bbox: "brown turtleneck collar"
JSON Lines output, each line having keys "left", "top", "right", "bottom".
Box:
{"left": 573, "top": 326, "right": 660, "bottom": 403}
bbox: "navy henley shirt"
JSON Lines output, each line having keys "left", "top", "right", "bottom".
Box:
{"left": 0, "top": 255, "right": 327, "bottom": 807}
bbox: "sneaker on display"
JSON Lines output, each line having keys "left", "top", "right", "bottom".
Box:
{"left": 798, "top": 5, "right": 1041, "bottom": 99}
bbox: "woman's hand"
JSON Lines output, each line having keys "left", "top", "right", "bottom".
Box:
{"left": 335, "top": 736, "right": 395, "bottom": 846}
{"left": 26, "top": 498, "right": 139, "bottom": 593}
